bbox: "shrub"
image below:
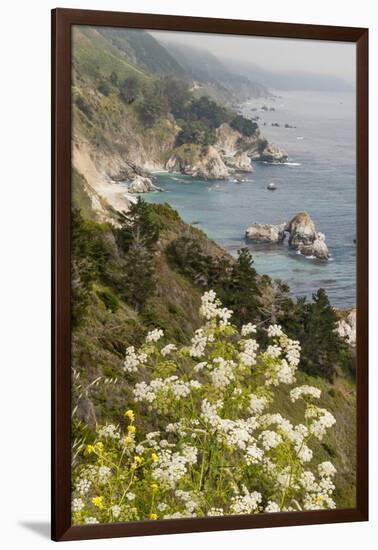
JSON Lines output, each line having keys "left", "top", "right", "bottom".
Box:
{"left": 75, "top": 95, "right": 93, "bottom": 120}
{"left": 189, "top": 96, "right": 230, "bottom": 129}
{"left": 176, "top": 120, "right": 216, "bottom": 147}
{"left": 97, "top": 80, "right": 111, "bottom": 96}
{"left": 230, "top": 115, "right": 258, "bottom": 136}
{"left": 97, "top": 288, "right": 119, "bottom": 313}
{"left": 72, "top": 291, "right": 338, "bottom": 524}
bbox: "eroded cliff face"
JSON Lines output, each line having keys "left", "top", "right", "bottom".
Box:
{"left": 164, "top": 123, "right": 288, "bottom": 180}
{"left": 165, "top": 144, "right": 230, "bottom": 180}
{"left": 216, "top": 123, "right": 288, "bottom": 164}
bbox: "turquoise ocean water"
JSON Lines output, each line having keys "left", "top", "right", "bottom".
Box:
{"left": 140, "top": 90, "right": 356, "bottom": 308}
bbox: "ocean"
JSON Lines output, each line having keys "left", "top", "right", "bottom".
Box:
{"left": 142, "top": 90, "right": 356, "bottom": 309}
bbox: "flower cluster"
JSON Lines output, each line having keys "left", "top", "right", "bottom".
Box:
{"left": 72, "top": 291, "right": 338, "bottom": 525}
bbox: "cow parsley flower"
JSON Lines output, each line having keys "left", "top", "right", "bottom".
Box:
{"left": 111, "top": 505, "right": 121, "bottom": 518}
{"left": 267, "top": 324, "right": 284, "bottom": 338}
{"left": 230, "top": 490, "right": 262, "bottom": 514}
{"left": 146, "top": 328, "right": 164, "bottom": 343}
{"left": 260, "top": 430, "right": 283, "bottom": 450}
{"left": 241, "top": 323, "right": 257, "bottom": 336}
{"left": 98, "top": 424, "right": 120, "bottom": 440}
{"left": 123, "top": 346, "right": 148, "bottom": 373}
{"left": 239, "top": 338, "right": 259, "bottom": 367}
{"left": 290, "top": 385, "right": 321, "bottom": 403}
{"left": 318, "top": 461, "right": 337, "bottom": 478}
{"left": 72, "top": 497, "right": 84, "bottom": 512}
{"left": 85, "top": 516, "right": 99, "bottom": 524}
{"left": 265, "top": 501, "right": 280, "bottom": 513}
{"left": 161, "top": 344, "right": 177, "bottom": 356}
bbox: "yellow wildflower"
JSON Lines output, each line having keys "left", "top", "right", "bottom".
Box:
{"left": 131, "top": 455, "right": 143, "bottom": 470}
{"left": 92, "top": 496, "right": 104, "bottom": 509}
{"left": 128, "top": 425, "right": 136, "bottom": 434}
{"left": 149, "top": 513, "right": 158, "bottom": 520}
{"left": 123, "top": 435, "right": 132, "bottom": 445}
{"left": 94, "top": 442, "right": 104, "bottom": 452}
{"left": 86, "top": 444, "right": 95, "bottom": 455}
{"left": 124, "top": 409, "right": 135, "bottom": 422}
{"left": 151, "top": 453, "right": 158, "bottom": 463}
{"left": 150, "top": 483, "right": 159, "bottom": 493}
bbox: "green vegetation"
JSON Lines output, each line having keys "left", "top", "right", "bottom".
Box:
{"left": 230, "top": 114, "right": 259, "bottom": 136}
{"left": 176, "top": 120, "right": 217, "bottom": 147}
{"left": 70, "top": 25, "right": 356, "bottom": 520}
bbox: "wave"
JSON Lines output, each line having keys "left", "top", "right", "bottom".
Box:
{"left": 283, "top": 162, "right": 302, "bottom": 166}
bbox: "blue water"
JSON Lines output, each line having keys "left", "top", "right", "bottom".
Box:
{"left": 142, "top": 91, "right": 356, "bottom": 308}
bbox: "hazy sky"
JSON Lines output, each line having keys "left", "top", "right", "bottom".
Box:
{"left": 151, "top": 30, "right": 356, "bottom": 84}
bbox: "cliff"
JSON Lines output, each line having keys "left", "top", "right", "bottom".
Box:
{"left": 72, "top": 26, "right": 288, "bottom": 214}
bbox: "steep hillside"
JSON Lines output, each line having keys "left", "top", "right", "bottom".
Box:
{"left": 71, "top": 197, "right": 356, "bottom": 510}
{"left": 71, "top": 26, "right": 285, "bottom": 218}
{"left": 161, "top": 41, "right": 269, "bottom": 103}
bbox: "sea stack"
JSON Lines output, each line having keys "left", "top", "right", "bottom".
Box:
{"left": 284, "top": 212, "right": 329, "bottom": 260}
{"left": 245, "top": 211, "right": 329, "bottom": 261}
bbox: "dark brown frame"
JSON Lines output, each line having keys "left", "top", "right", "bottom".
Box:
{"left": 52, "top": 7, "right": 369, "bottom": 542}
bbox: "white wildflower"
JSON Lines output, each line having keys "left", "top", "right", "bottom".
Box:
{"left": 194, "top": 361, "right": 208, "bottom": 372}
{"left": 98, "top": 424, "right": 120, "bottom": 440}
{"left": 84, "top": 517, "right": 99, "bottom": 524}
{"left": 230, "top": 491, "right": 262, "bottom": 514}
{"left": 161, "top": 344, "right": 177, "bottom": 356}
{"left": 265, "top": 501, "right": 280, "bottom": 513}
{"left": 72, "top": 497, "right": 84, "bottom": 512}
{"left": 146, "top": 328, "right": 164, "bottom": 343}
{"left": 249, "top": 394, "right": 268, "bottom": 414}
{"left": 123, "top": 346, "right": 148, "bottom": 373}
{"left": 76, "top": 478, "right": 91, "bottom": 496}
{"left": 241, "top": 322, "right": 257, "bottom": 336}
{"left": 239, "top": 338, "right": 259, "bottom": 367}
{"left": 290, "top": 385, "right": 321, "bottom": 403}
{"left": 98, "top": 465, "right": 112, "bottom": 483}
{"left": 111, "top": 505, "right": 121, "bottom": 518}
{"left": 260, "top": 430, "right": 283, "bottom": 450}
{"left": 208, "top": 507, "right": 224, "bottom": 516}
{"left": 267, "top": 324, "right": 283, "bottom": 338}
{"left": 318, "top": 461, "right": 337, "bottom": 478}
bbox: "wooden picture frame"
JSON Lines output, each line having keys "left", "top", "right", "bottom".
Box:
{"left": 52, "top": 8, "right": 368, "bottom": 542}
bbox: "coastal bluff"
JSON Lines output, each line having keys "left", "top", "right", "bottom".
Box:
{"left": 245, "top": 212, "right": 330, "bottom": 261}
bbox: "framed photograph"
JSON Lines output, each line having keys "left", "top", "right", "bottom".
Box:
{"left": 52, "top": 8, "right": 368, "bottom": 541}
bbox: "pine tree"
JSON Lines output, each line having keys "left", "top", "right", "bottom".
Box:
{"left": 299, "top": 288, "right": 351, "bottom": 381}
{"left": 122, "top": 242, "right": 156, "bottom": 313}
{"left": 116, "top": 198, "right": 159, "bottom": 312}
{"left": 116, "top": 197, "right": 159, "bottom": 254}
{"left": 219, "top": 248, "right": 261, "bottom": 326}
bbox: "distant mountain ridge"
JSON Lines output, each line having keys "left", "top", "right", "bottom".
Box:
{"left": 93, "top": 27, "right": 269, "bottom": 103}
{"left": 155, "top": 40, "right": 269, "bottom": 103}
{"left": 223, "top": 58, "right": 354, "bottom": 92}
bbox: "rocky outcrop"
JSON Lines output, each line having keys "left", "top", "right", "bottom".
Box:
{"left": 166, "top": 144, "right": 230, "bottom": 180}
{"left": 127, "top": 175, "right": 163, "bottom": 193}
{"left": 245, "top": 223, "right": 285, "bottom": 243}
{"left": 250, "top": 142, "right": 288, "bottom": 163}
{"left": 216, "top": 123, "right": 288, "bottom": 165}
{"left": 336, "top": 309, "right": 356, "bottom": 346}
{"left": 245, "top": 212, "right": 329, "bottom": 261}
{"left": 223, "top": 151, "right": 253, "bottom": 172}
{"left": 285, "top": 212, "right": 329, "bottom": 260}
